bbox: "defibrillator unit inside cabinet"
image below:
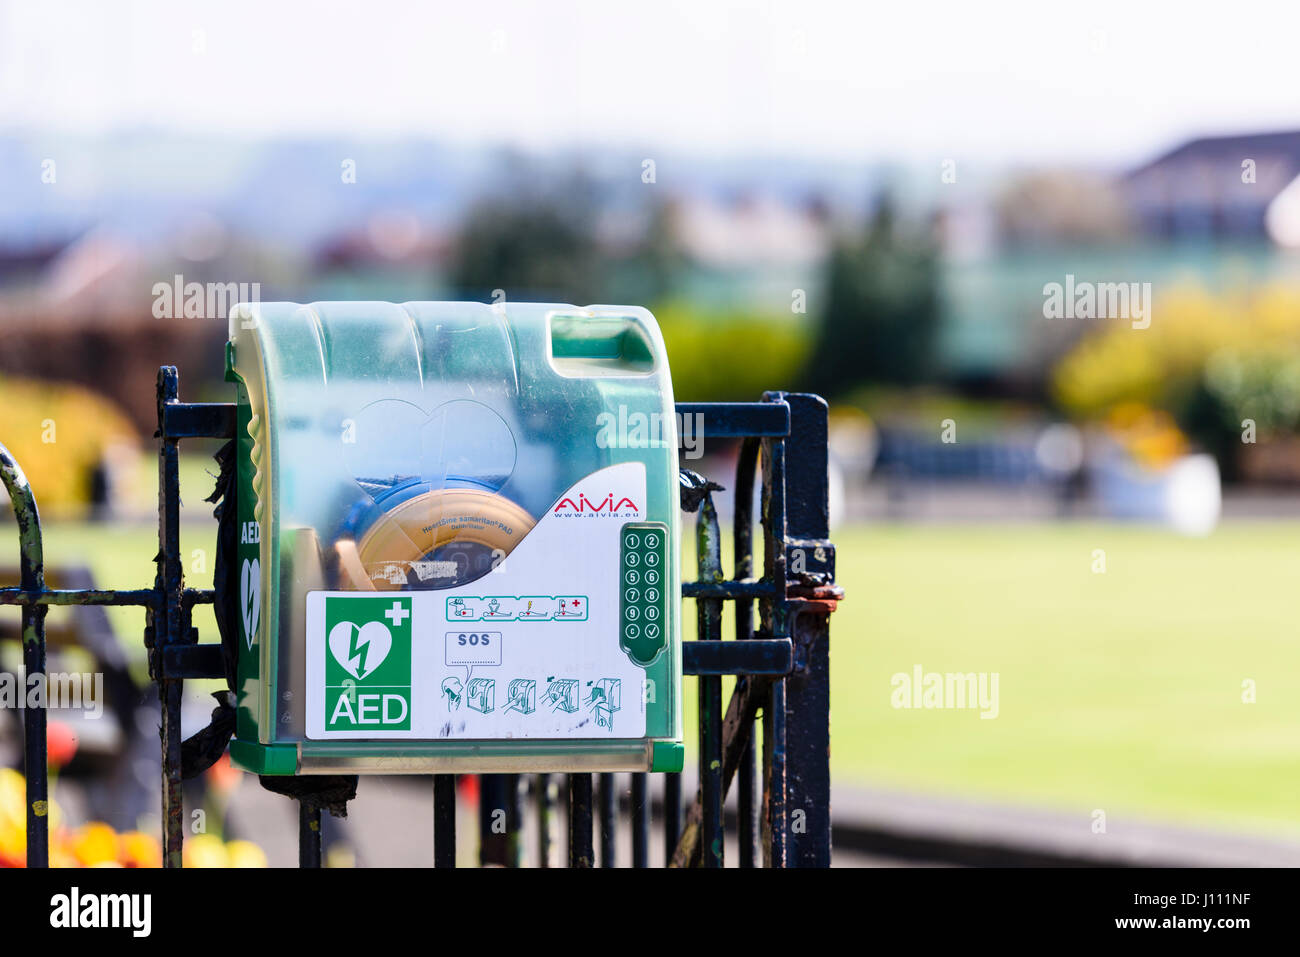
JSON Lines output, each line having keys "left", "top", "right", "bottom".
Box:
{"left": 225, "top": 302, "right": 684, "bottom": 775}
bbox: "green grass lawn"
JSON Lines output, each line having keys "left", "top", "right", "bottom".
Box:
{"left": 14, "top": 510, "right": 1300, "bottom": 840}
{"left": 821, "top": 521, "right": 1300, "bottom": 840}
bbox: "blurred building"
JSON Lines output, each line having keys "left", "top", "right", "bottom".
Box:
{"left": 937, "top": 129, "right": 1300, "bottom": 390}
{"left": 1124, "top": 130, "right": 1300, "bottom": 243}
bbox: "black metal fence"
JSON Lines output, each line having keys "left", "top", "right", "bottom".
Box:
{"left": 1, "top": 366, "right": 840, "bottom": 867}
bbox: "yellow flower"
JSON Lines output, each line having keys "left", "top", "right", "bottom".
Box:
{"left": 225, "top": 840, "right": 268, "bottom": 868}
{"left": 72, "top": 822, "right": 119, "bottom": 867}
{"left": 0, "top": 768, "right": 25, "bottom": 832}
{"left": 182, "top": 833, "right": 230, "bottom": 868}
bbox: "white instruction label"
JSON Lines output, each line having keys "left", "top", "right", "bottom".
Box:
{"left": 306, "top": 463, "right": 652, "bottom": 740}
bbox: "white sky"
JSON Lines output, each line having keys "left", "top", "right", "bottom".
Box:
{"left": 2, "top": 0, "right": 1299, "bottom": 167}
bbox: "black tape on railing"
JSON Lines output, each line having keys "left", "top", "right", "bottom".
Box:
{"left": 674, "top": 401, "right": 790, "bottom": 438}
{"left": 683, "top": 638, "right": 794, "bottom": 676}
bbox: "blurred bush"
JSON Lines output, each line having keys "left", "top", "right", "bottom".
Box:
{"left": 0, "top": 377, "right": 137, "bottom": 512}
{"left": 1052, "top": 285, "right": 1300, "bottom": 476}
{"left": 450, "top": 191, "right": 601, "bottom": 303}
{"left": 804, "top": 193, "right": 940, "bottom": 397}
{"left": 654, "top": 300, "right": 810, "bottom": 401}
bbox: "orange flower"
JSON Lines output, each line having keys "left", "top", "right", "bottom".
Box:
{"left": 47, "top": 721, "right": 79, "bottom": 769}
{"left": 118, "top": 831, "right": 162, "bottom": 868}
{"left": 205, "top": 753, "right": 242, "bottom": 795}
{"left": 71, "top": 822, "right": 119, "bottom": 867}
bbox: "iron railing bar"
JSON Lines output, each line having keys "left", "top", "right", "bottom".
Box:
{"left": 597, "top": 772, "right": 616, "bottom": 867}
{"left": 696, "top": 492, "right": 725, "bottom": 868}
{"left": 559, "top": 772, "right": 571, "bottom": 863}
{"left": 433, "top": 774, "right": 456, "bottom": 867}
{"left": 739, "top": 731, "right": 758, "bottom": 868}
{"left": 757, "top": 417, "right": 789, "bottom": 868}
{"left": 507, "top": 774, "right": 523, "bottom": 867}
{"left": 0, "top": 440, "right": 49, "bottom": 867}
{"left": 568, "top": 774, "right": 594, "bottom": 868}
{"left": 534, "top": 773, "right": 552, "bottom": 868}
{"left": 682, "top": 580, "right": 777, "bottom": 600}
{"left": 673, "top": 401, "right": 790, "bottom": 438}
{"left": 299, "top": 802, "right": 322, "bottom": 867}
{"left": 734, "top": 436, "right": 760, "bottom": 639}
{"left": 161, "top": 393, "right": 798, "bottom": 442}
{"left": 734, "top": 436, "right": 761, "bottom": 868}
{"left": 160, "top": 401, "right": 237, "bottom": 439}
{"left": 0, "top": 587, "right": 211, "bottom": 609}
{"left": 154, "top": 366, "right": 186, "bottom": 868}
{"left": 630, "top": 772, "right": 649, "bottom": 868}
{"left": 0, "top": 587, "right": 158, "bottom": 606}
{"left": 670, "top": 675, "right": 771, "bottom": 867}
{"left": 771, "top": 394, "right": 835, "bottom": 866}
{"left": 479, "top": 774, "right": 514, "bottom": 866}
{"left": 763, "top": 677, "right": 787, "bottom": 867}
{"left": 663, "top": 772, "right": 681, "bottom": 866}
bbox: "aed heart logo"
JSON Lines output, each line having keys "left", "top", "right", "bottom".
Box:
{"left": 328, "top": 620, "right": 392, "bottom": 679}
{"left": 240, "top": 558, "right": 260, "bottom": 649}
{"left": 324, "top": 596, "right": 413, "bottom": 732}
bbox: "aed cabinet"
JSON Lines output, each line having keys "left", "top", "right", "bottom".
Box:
{"left": 224, "top": 302, "right": 683, "bottom": 775}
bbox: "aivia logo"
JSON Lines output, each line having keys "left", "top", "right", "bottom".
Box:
{"left": 553, "top": 492, "right": 639, "bottom": 517}
{"left": 325, "top": 596, "right": 412, "bottom": 730}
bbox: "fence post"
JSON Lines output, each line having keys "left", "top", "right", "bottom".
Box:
{"left": 153, "top": 366, "right": 187, "bottom": 867}
{"left": 771, "top": 392, "right": 835, "bottom": 867}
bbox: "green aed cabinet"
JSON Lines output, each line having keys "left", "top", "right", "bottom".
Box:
{"left": 224, "top": 302, "right": 683, "bottom": 775}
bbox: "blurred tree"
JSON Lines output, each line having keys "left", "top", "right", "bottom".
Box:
{"left": 1052, "top": 284, "right": 1300, "bottom": 478}
{"left": 450, "top": 175, "right": 604, "bottom": 303}
{"left": 804, "top": 193, "right": 940, "bottom": 396}
{"left": 601, "top": 198, "right": 689, "bottom": 306}
{"left": 633, "top": 199, "right": 688, "bottom": 305}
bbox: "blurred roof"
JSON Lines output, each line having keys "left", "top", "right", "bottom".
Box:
{"left": 1124, "top": 130, "right": 1300, "bottom": 241}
